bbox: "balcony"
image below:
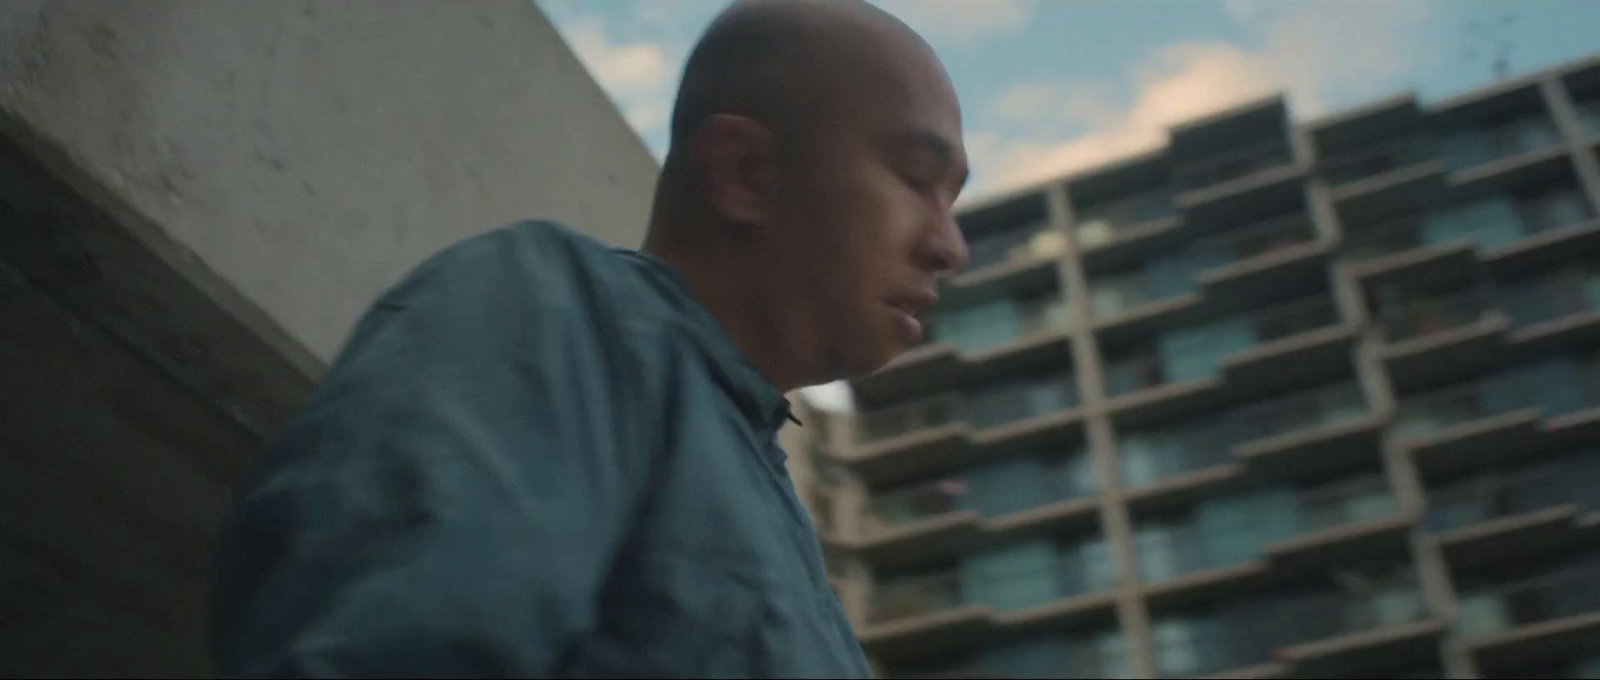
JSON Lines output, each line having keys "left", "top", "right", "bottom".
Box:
{"left": 1104, "top": 296, "right": 1340, "bottom": 400}
{"left": 844, "top": 373, "right": 1082, "bottom": 484}
{"left": 1089, "top": 268, "right": 1196, "bottom": 325}
{"left": 884, "top": 629, "right": 1131, "bottom": 680}
{"left": 1377, "top": 286, "right": 1494, "bottom": 344}
{"left": 1343, "top": 187, "right": 1596, "bottom": 277}
{"left": 860, "top": 290, "right": 1072, "bottom": 405}
{"left": 854, "top": 450, "right": 1098, "bottom": 564}
{"left": 1137, "top": 477, "right": 1400, "bottom": 588}
{"left": 862, "top": 468, "right": 1086, "bottom": 536}
{"left": 1341, "top": 213, "right": 1470, "bottom": 274}
{"left": 1193, "top": 214, "right": 1324, "bottom": 292}
{"left": 1498, "top": 656, "right": 1600, "bottom": 680}
{"left": 1173, "top": 139, "right": 1297, "bottom": 200}
{"left": 1575, "top": 96, "right": 1600, "bottom": 139}
{"left": 1458, "top": 564, "right": 1600, "bottom": 673}
{"left": 927, "top": 292, "right": 1072, "bottom": 356}
{"left": 1492, "top": 184, "right": 1600, "bottom": 264}
{"left": 1374, "top": 286, "right": 1509, "bottom": 384}
{"left": 1320, "top": 136, "right": 1440, "bottom": 191}
{"left": 1074, "top": 188, "right": 1180, "bottom": 250}
{"left": 864, "top": 539, "right": 1120, "bottom": 657}
{"left": 1120, "top": 381, "right": 1369, "bottom": 495}
{"left": 1395, "top": 357, "right": 1600, "bottom": 459}
{"left": 872, "top": 569, "right": 966, "bottom": 626}
{"left": 1424, "top": 450, "right": 1600, "bottom": 560}
{"left": 969, "top": 373, "right": 1081, "bottom": 432}
{"left": 1496, "top": 264, "right": 1600, "bottom": 343}
{"left": 1153, "top": 585, "right": 1434, "bottom": 679}
{"left": 1089, "top": 214, "right": 1318, "bottom": 324}
{"left": 962, "top": 219, "right": 1064, "bottom": 279}
{"left": 1441, "top": 115, "right": 1562, "bottom": 175}
{"left": 857, "top": 392, "right": 963, "bottom": 446}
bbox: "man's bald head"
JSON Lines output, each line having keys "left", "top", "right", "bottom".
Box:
{"left": 665, "top": 0, "right": 943, "bottom": 171}
{"left": 644, "top": 0, "right": 969, "bottom": 391}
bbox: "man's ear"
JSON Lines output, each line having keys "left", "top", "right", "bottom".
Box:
{"left": 691, "top": 113, "right": 780, "bottom": 227}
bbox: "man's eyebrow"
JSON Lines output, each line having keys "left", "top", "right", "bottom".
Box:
{"left": 900, "top": 129, "right": 970, "bottom": 189}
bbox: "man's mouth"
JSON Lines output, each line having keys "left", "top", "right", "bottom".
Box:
{"left": 885, "top": 290, "right": 939, "bottom": 318}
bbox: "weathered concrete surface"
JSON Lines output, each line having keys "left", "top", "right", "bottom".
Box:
{"left": 0, "top": 1, "right": 659, "bottom": 675}
{"left": 0, "top": 0, "right": 658, "bottom": 365}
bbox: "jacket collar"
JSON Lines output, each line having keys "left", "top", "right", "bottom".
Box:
{"left": 617, "top": 250, "right": 797, "bottom": 437}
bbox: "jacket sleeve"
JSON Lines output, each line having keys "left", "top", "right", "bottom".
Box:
{"left": 210, "top": 233, "right": 659, "bottom": 677}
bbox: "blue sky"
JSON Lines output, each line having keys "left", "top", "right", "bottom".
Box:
{"left": 542, "top": 0, "right": 1599, "bottom": 202}
{"left": 538, "top": 0, "right": 1600, "bottom": 410}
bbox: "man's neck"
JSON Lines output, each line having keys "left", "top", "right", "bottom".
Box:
{"left": 642, "top": 236, "right": 813, "bottom": 394}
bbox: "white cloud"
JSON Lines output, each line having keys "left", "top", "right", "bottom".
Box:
{"left": 565, "top": 21, "right": 675, "bottom": 97}
{"left": 1224, "top": 0, "right": 1261, "bottom": 22}
{"left": 873, "top": 0, "right": 1032, "bottom": 44}
{"left": 963, "top": 0, "right": 1438, "bottom": 201}
{"left": 557, "top": 17, "right": 682, "bottom": 145}
{"left": 624, "top": 98, "right": 672, "bottom": 134}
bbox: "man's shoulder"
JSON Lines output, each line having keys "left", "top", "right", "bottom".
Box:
{"left": 386, "top": 220, "right": 656, "bottom": 317}
{"left": 447, "top": 219, "right": 625, "bottom": 287}
{"left": 333, "top": 219, "right": 688, "bottom": 386}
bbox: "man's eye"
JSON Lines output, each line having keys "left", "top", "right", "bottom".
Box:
{"left": 900, "top": 171, "right": 936, "bottom": 193}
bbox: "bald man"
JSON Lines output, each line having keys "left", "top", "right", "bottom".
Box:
{"left": 210, "top": 0, "right": 969, "bottom": 677}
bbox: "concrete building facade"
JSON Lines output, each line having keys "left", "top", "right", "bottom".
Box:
{"left": 810, "top": 56, "right": 1600, "bottom": 679}
{"left": 0, "top": 1, "right": 656, "bottom": 675}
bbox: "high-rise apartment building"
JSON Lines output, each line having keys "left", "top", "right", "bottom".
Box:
{"left": 803, "top": 55, "right": 1600, "bottom": 679}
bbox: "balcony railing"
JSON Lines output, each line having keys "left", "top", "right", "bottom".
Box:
{"left": 1515, "top": 185, "right": 1598, "bottom": 235}
{"left": 1343, "top": 190, "right": 1591, "bottom": 265}
{"left": 1443, "top": 117, "right": 1562, "bottom": 171}
{"left": 929, "top": 294, "right": 1072, "bottom": 354}
{"left": 1231, "top": 381, "right": 1368, "bottom": 442}
{"left": 1173, "top": 139, "right": 1296, "bottom": 193}
{"left": 1577, "top": 98, "right": 1600, "bottom": 138}
{"left": 1252, "top": 296, "right": 1342, "bottom": 343}
{"left": 1089, "top": 270, "right": 1167, "bottom": 320}
{"left": 1392, "top": 378, "right": 1527, "bottom": 441}
{"left": 1187, "top": 213, "right": 1318, "bottom": 266}
{"left": 1104, "top": 354, "right": 1167, "bottom": 398}
{"left": 873, "top": 569, "right": 964, "bottom": 624}
{"left": 1425, "top": 451, "right": 1600, "bottom": 533}
{"left": 1342, "top": 214, "right": 1435, "bottom": 263}
{"left": 1073, "top": 189, "right": 1179, "bottom": 248}
{"left": 871, "top": 543, "right": 1111, "bottom": 624}
{"left": 858, "top": 393, "right": 963, "bottom": 444}
{"left": 1138, "top": 479, "right": 1397, "bottom": 581}
{"left": 865, "top": 478, "right": 974, "bottom": 532}
{"left": 1121, "top": 383, "right": 1368, "bottom": 487}
{"left": 1089, "top": 214, "right": 1317, "bottom": 319}
{"left": 1457, "top": 566, "right": 1600, "bottom": 637}
{"left": 854, "top": 374, "right": 1079, "bottom": 446}
{"left": 1154, "top": 587, "right": 1429, "bottom": 677}
{"left": 1320, "top": 136, "right": 1439, "bottom": 187}
{"left": 1299, "top": 476, "right": 1401, "bottom": 534}
{"left": 965, "top": 220, "right": 1065, "bottom": 272}
{"left": 1103, "top": 296, "right": 1340, "bottom": 396}
{"left": 1376, "top": 287, "right": 1493, "bottom": 343}
{"left": 862, "top": 451, "right": 1095, "bottom": 532}
{"left": 890, "top": 634, "right": 1128, "bottom": 679}
{"left": 1495, "top": 268, "right": 1600, "bottom": 329}
{"left": 968, "top": 374, "right": 1080, "bottom": 430}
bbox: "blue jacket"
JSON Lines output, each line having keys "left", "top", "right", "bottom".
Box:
{"left": 211, "top": 221, "right": 873, "bottom": 678}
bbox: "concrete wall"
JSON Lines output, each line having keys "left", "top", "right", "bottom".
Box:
{"left": 0, "top": 0, "right": 659, "bottom": 367}
{"left": 0, "top": 2, "right": 658, "bottom": 676}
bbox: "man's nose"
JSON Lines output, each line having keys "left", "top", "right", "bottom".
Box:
{"left": 919, "top": 213, "right": 969, "bottom": 275}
